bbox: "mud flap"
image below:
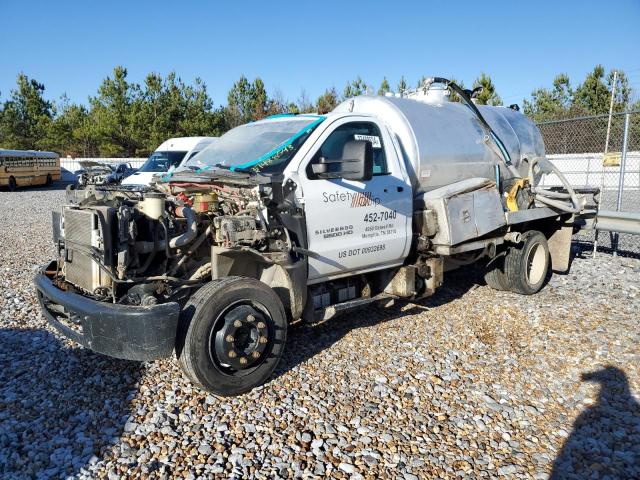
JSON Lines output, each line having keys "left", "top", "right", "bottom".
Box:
{"left": 547, "top": 220, "right": 574, "bottom": 273}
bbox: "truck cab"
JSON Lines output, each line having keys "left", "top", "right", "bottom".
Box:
{"left": 35, "top": 80, "right": 582, "bottom": 396}
{"left": 289, "top": 114, "right": 413, "bottom": 281}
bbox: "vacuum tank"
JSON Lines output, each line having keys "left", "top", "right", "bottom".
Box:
{"left": 333, "top": 95, "right": 545, "bottom": 195}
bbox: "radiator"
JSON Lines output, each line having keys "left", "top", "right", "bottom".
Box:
{"left": 63, "top": 208, "right": 111, "bottom": 293}
{"left": 64, "top": 208, "right": 95, "bottom": 246}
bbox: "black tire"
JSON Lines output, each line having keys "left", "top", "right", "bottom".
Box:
{"left": 177, "top": 276, "right": 287, "bottom": 396}
{"left": 8, "top": 176, "right": 17, "bottom": 191}
{"left": 46, "top": 174, "right": 53, "bottom": 186}
{"left": 484, "top": 253, "right": 508, "bottom": 291}
{"left": 504, "top": 230, "right": 550, "bottom": 295}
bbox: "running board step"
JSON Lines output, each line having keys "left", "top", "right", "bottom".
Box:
{"left": 317, "top": 293, "right": 398, "bottom": 321}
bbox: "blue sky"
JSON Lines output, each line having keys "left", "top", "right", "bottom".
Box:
{"left": 1, "top": 0, "right": 639, "bottom": 107}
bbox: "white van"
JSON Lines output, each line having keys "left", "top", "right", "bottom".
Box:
{"left": 122, "top": 137, "right": 217, "bottom": 186}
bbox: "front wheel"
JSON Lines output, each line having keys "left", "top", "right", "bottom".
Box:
{"left": 177, "top": 277, "right": 287, "bottom": 396}
{"left": 8, "top": 176, "right": 17, "bottom": 191}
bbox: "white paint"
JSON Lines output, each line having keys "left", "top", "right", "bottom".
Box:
{"left": 292, "top": 116, "right": 413, "bottom": 281}
{"left": 541, "top": 151, "right": 640, "bottom": 190}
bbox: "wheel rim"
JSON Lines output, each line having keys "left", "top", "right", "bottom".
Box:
{"left": 526, "top": 242, "right": 546, "bottom": 285}
{"left": 209, "top": 301, "right": 272, "bottom": 373}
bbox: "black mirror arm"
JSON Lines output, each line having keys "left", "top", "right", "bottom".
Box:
{"left": 316, "top": 157, "right": 359, "bottom": 165}
{"left": 311, "top": 158, "right": 362, "bottom": 179}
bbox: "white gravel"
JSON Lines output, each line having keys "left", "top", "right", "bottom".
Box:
{"left": 1, "top": 187, "right": 639, "bottom": 479}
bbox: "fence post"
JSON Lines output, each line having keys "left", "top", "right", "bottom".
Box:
{"left": 613, "top": 113, "right": 631, "bottom": 255}
{"left": 594, "top": 72, "right": 619, "bottom": 257}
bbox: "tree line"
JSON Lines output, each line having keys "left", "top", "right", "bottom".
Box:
{"left": 523, "top": 66, "right": 637, "bottom": 122}
{"left": 0, "top": 65, "right": 637, "bottom": 157}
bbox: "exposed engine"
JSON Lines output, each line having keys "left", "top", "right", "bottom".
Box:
{"left": 75, "top": 161, "right": 134, "bottom": 186}
{"left": 54, "top": 180, "right": 292, "bottom": 306}
{"left": 76, "top": 164, "right": 113, "bottom": 186}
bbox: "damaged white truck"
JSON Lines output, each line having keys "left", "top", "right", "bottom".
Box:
{"left": 35, "top": 78, "right": 584, "bottom": 396}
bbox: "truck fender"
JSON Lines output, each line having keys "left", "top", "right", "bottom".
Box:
{"left": 211, "top": 246, "right": 307, "bottom": 321}
{"left": 259, "top": 262, "right": 307, "bottom": 321}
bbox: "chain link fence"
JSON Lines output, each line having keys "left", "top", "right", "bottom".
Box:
{"left": 537, "top": 111, "right": 640, "bottom": 256}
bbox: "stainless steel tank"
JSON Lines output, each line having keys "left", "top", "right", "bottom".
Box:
{"left": 334, "top": 96, "right": 545, "bottom": 194}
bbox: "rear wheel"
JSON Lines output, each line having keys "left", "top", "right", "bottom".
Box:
{"left": 177, "top": 277, "right": 287, "bottom": 396}
{"left": 484, "top": 253, "right": 508, "bottom": 291}
{"left": 8, "top": 176, "right": 17, "bottom": 191}
{"left": 504, "top": 230, "right": 550, "bottom": 295}
{"left": 46, "top": 173, "right": 53, "bottom": 186}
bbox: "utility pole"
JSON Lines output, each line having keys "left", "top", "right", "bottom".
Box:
{"left": 593, "top": 70, "right": 618, "bottom": 257}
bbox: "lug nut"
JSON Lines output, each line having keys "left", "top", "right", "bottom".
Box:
{"left": 259, "top": 336, "right": 268, "bottom": 344}
{"left": 226, "top": 335, "right": 234, "bottom": 343}
{"left": 228, "top": 350, "right": 237, "bottom": 358}
{"left": 252, "top": 351, "right": 260, "bottom": 358}
{"left": 257, "top": 322, "right": 266, "bottom": 329}
{"left": 239, "top": 357, "right": 248, "bottom": 365}
{"left": 233, "top": 320, "right": 242, "bottom": 327}
{"left": 247, "top": 314, "right": 255, "bottom": 322}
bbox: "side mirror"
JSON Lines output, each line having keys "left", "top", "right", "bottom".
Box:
{"left": 311, "top": 140, "right": 373, "bottom": 181}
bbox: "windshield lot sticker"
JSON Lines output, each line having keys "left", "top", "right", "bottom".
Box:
{"left": 354, "top": 134, "right": 382, "bottom": 149}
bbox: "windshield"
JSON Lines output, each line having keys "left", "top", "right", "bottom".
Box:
{"left": 139, "top": 151, "right": 188, "bottom": 173}
{"left": 185, "top": 116, "right": 323, "bottom": 173}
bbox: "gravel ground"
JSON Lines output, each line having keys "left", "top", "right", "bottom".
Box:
{"left": 1, "top": 186, "right": 639, "bottom": 480}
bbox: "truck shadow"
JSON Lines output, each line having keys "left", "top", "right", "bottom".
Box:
{"left": 0, "top": 328, "right": 141, "bottom": 478}
{"left": 275, "top": 264, "right": 481, "bottom": 379}
{"left": 549, "top": 366, "right": 640, "bottom": 479}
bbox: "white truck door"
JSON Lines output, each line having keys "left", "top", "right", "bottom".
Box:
{"left": 297, "top": 117, "right": 412, "bottom": 282}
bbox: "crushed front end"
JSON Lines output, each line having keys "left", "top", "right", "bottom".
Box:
{"left": 35, "top": 171, "right": 297, "bottom": 361}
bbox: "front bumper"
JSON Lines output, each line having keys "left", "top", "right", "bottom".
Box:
{"left": 34, "top": 262, "right": 180, "bottom": 361}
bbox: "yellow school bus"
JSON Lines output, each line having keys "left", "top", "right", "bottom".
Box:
{"left": 0, "top": 149, "right": 61, "bottom": 190}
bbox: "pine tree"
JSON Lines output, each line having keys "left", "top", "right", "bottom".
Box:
{"left": 343, "top": 77, "right": 369, "bottom": 99}
{"left": 472, "top": 73, "right": 502, "bottom": 106}
{"left": 316, "top": 88, "right": 339, "bottom": 114}
{"left": 252, "top": 78, "right": 268, "bottom": 120}
{"left": 397, "top": 76, "right": 408, "bottom": 96}
{"left": 378, "top": 77, "right": 391, "bottom": 96}
{"left": 573, "top": 66, "right": 629, "bottom": 115}
{"left": 523, "top": 74, "right": 574, "bottom": 122}
{"left": 0, "top": 74, "right": 54, "bottom": 150}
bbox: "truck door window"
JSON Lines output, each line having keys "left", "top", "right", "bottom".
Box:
{"left": 308, "top": 122, "right": 388, "bottom": 179}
